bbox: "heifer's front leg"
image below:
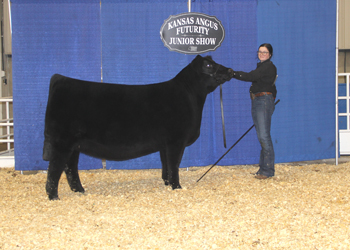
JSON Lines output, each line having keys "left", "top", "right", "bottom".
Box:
{"left": 163, "top": 144, "right": 185, "bottom": 190}
{"left": 160, "top": 150, "right": 169, "bottom": 186}
{"left": 64, "top": 150, "right": 84, "bottom": 193}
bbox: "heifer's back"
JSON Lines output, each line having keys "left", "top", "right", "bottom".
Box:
{"left": 43, "top": 55, "right": 233, "bottom": 200}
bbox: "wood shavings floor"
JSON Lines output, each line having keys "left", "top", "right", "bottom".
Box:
{"left": 1, "top": 162, "right": 350, "bottom": 249}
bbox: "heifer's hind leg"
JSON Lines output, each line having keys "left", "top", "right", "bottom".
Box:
{"left": 64, "top": 150, "right": 84, "bottom": 193}
{"left": 46, "top": 155, "right": 68, "bottom": 200}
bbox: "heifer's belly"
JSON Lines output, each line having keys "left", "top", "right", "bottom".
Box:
{"left": 78, "top": 140, "right": 159, "bottom": 161}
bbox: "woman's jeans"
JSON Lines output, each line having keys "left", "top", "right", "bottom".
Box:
{"left": 251, "top": 94, "right": 275, "bottom": 177}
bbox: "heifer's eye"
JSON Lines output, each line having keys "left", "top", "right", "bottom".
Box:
{"left": 206, "top": 63, "right": 213, "bottom": 68}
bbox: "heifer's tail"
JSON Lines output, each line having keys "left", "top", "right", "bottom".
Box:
{"left": 43, "top": 139, "right": 52, "bottom": 161}
{"left": 43, "top": 74, "right": 64, "bottom": 161}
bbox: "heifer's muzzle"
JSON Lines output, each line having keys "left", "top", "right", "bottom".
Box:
{"left": 209, "top": 66, "right": 234, "bottom": 82}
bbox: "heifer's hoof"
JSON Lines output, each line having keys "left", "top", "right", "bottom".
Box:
{"left": 172, "top": 184, "right": 182, "bottom": 190}
{"left": 71, "top": 186, "right": 85, "bottom": 193}
{"left": 164, "top": 180, "right": 170, "bottom": 186}
{"left": 48, "top": 195, "right": 60, "bottom": 201}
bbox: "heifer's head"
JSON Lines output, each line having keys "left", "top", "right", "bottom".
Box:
{"left": 192, "top": 55, "right": 234, "bottom": 93}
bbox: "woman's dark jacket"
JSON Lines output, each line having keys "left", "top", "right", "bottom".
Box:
{"left": 233, "top": 59, "right": 277, "bottom": 98}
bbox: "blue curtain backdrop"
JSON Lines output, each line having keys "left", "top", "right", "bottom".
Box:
{"left": 257, "top": 0, "right": 336, "bottom": 162}
{"left": 11, "top": 0, "right": 336, "bottom": 171}
{"left": 12, "top": 0, "right": 102, "bottom": 170}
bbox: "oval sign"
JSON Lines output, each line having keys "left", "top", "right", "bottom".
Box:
{"left": 160, "top": 12, "right": 225, "bottom": 54}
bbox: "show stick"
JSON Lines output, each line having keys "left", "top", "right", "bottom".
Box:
{"left": 196, "top": 99, "right": 280, "bottom": 183}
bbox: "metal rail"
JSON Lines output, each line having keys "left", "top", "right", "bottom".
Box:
{"left": 337, "top": 73, "right": 350, "bottom": 157}
{"left": 0, "top": 96, "right": 14, "bottom": 167}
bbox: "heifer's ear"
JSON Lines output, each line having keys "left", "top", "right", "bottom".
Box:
{"left": 191, "top": 55, "right": 203, "bottom": 69}
{"left": 195, "top": 55, "right": 204, "bottom": 64}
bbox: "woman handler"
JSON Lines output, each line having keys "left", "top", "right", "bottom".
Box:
{"left": 232, "top": 43, "right": 277, "bottom": 179}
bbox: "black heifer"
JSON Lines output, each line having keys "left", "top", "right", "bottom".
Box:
{"left": 43, "top": 55, "right": 233, "bottom": 200}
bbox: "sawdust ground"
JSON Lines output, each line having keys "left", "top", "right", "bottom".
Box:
{"left": 1, "top": 162, "right": 350, "bottom": 249}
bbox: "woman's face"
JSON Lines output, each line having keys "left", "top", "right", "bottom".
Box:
{"left": 258, "top": 46, "right": 271, "bottom": 62}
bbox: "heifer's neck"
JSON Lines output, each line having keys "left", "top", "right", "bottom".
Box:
{"left": 174, "top": 65, "right": 208, "bottom": 105}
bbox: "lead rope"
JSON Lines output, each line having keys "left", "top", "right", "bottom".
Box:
{"left": 220, "top": 84, "right": 227, "bottom": 148}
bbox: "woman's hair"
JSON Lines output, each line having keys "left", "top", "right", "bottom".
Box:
{"left": 259, "top": 43, "right": 273, "bottom": 58}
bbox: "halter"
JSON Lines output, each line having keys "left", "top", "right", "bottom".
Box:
{"left": 193, "top": 60, "right": 227, "bottom": 147}
{"left": 207, "top": 63, "right": 226, "bottom": 147}
{"left": 190, "top": 56, "right": 221, "bottom": 78}
{"left": 209, "top": 64, "right": 221, "bottom": 77}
